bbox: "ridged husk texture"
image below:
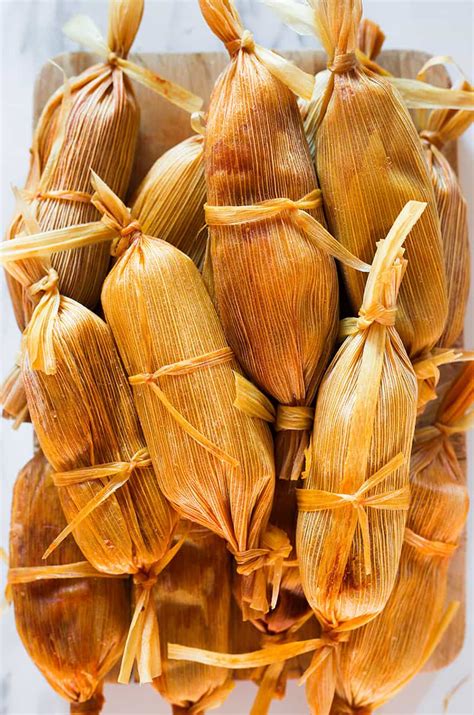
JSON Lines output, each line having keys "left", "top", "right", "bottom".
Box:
{"left": 9, "top": 450, "right": 129, "bottom": 711}
{"left": 297, "top": 203, "right": 420, "bottom": 707}
{"left": 131, "top": 133, "right": 206, "bottom": 268}
{"left": 152, "top": 527, "right": 234, "bottom": 713}
{"left": 419, "top": 83, "right": 473, "bottom": 348}
{"left": 305, "top": 0, "right": 447, "bottom": 359}
{"left": 200, "top": 0, "right": 339, "bottom": 481}
{"left": 97, "top": 179, "right": 276, "bottom": 619}
{"left": 328, "top": 364, "right": 472, "bottom": 713}
{"left": 6, "top": 0, "right": 142, "bottom": 327}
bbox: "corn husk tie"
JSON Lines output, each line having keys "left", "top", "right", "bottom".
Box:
{"left": 118, "top": 531, "right": 188, "bottom": 685}
{"left": 42, "top": 449, "right": 153, "bottom": 559}
{"left": 129, "top": 349, "right": 239, "bottom": 468}
{"left": 230, "top": 525, "right": 292, "bottom": 612}
{"left": 205, "top": 191, "right": 371, "bottom": 274}
{"left": 298, "top": 452, "right": 408, "bottom": 576}
{"left": 6, "top": 561, "right": 125, "bottom": 605}
{"left": 168, "top": 627, "right": 348, "bottom": 685}
{"left": 404, "top": 528, "right": 458, "bottom": 559}
{"left": 201, "top": 0, "right": 314, "bottom": 100}
{"left": 233, "top": 372, "right": 315, "bottom": 434}
{"left": 413, "top": 349, "right": 474, "bottom": 414}
{"left": 265, "top": 0, "right": 474, "bottom": 110}
{"left": 63, "top": 13, "right": 202, "bottom": 113}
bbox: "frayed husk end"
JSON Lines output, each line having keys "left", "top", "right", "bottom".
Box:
{"left": 275, "top": 428, "right": 310, "bottom": 481}
{"left": 1, "top": 361, "right": 30, "bottom": 426}
{"left": 107, "top": 0, "right": 144, "bottom": 58}
{"left": 357, "top": 18, "right": 385, "bottom": 62}
{"left": 305, "top": 649, "right": 336, "bottom": 715}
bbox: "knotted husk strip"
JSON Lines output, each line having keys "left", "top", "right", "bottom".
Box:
{"left": 296, "top": 202, "right": 421, "bottom": 708}
{"left": 85, "top": 177, "right": 278, "bottom": 620}
{"left": 131, "top": 132, "right": 206, "bottom": 269}
{"left": 1, "top": 246, "right": 179, "bottom": 682}
{"left": 200, "top": 0, "right": 340, "bottom": 481}
{"left": 413, "top": 348, "right": 474, "bottom": 414}
{"left": 151, "top": 527, "right": 234, "bottom": 713}
{"left": 328, "top": 367, "right": 472, "bottom": 713}
{"left": 8, "top": 450, "right": 129, "bottom": 712}
{"left": 418, "top": 76, "right": 473, "bottom": 348}
{"left": 301, "top": 0, "right": 447, "bottom": 359}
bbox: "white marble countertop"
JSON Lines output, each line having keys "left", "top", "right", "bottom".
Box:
{"left": 0, "top": 1, "right": 472, "bottom": 713}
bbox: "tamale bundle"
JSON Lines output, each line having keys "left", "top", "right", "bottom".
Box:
{"left": 300, "top": 0, "right": 448, "bottom": 359}
{"left": 0, "top": 232, "right": 178, "bottom": 683}
{"left": 199, "top": 0, "right": 374, "bottom": 481}
{"left": 131, "top": 128, "right": 206, "bottom": 268}
{"left": 152, "top": 527, "right": 234, "bottom": 713}
{"left": 327, "top": 363, "right": 472, "bottom": 714}
{"left": 8, "top": 450, "right": 129, "bottom": 714}
{"left": 418, "top": 76, "right": 473, "bottom": 349}
{"left": 5, "top": 175, "right": 281, "bottom": 620}
{"left": 296, "top": 202, "right": 421, "bottom": 710}
{"left": 2, "top": 0, "right": 201, "bottom": 424}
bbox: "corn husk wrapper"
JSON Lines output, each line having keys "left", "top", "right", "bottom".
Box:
{"left": 0, "top": 232, "right": 178, "bottom": 683}
{"left": 8, "top": 451, "right": 129, "bottom": 712}
{"left": 152, "top": 527, "right": 233, "bottom": 713}
{"left": 296, "top": 202, "right": 421, "bottom": 707}
{"left": 328, "top": 364, "right": 472, "bottom": 713}
{"left": 419, "top": 78, "right": 473, "bottom": 349}
{"left": 2, "top": 0, "right": 202, "bottom": 426}
{"left": 131, "top": 132, "right": 206, "bottom": 268}
{"left": 302, "top": 0, "right": 447, "bottom": 359}
{"left": 70, "top": 176, "right": 279, "bottom": 620}
{"left": 199, "top": 0, "right": 345, "bottom": 482}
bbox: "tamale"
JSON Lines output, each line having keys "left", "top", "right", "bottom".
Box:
{"left": 2, "top": 0, "right": 201, "bottom": 423}
{"left": 0, "top": 234, "right": 178, "bottom": 683}
{"left": 4, "top": 175, "right": 281, "bottom": 620}
{"left": 199, "top": 0, "right": 376, "bottom": 481}
{"left": 152, "top": 527, "right": 234, "bottom": 713}
{"left": 418, "top": 78, "right": 473, "bottom": 348}
{"left": 296, "top": 202, "right": 421, "bottom": 709}
{"left": 357, "top": 24, "right": 472, "bottom": 352}
{"left": 9, "top": 450, "right": 129, "bottom": 713}
{"left": 327, "top": 364, "right": 472, "bottom": 714}
{"left": 131, "top": 129, "right": 206, "bottom": 268}
{"left": 302, "top": 0, "right": 448, "bottom": 359}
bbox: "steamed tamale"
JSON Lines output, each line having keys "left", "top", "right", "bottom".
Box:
{"left": 2, "top": 0, "right": 201, "bottom": 424}
{"left": 131, "top": 131, "right": 206, "bottom": 268}
{"left": 327, "top": 364, "right": 472, "bottom": 714}
{"left": 419, "top": 81, "right": 473, "bottom": 348}
{"left": 152, "top": 527, "right": 234, "bottom": 713}
{"left": 296, "top": 203, "right": 421, "bottom": 710}
{"left": 9, "top": 451, "right": 129, "bottom": 713}
{"left": 5, "top": 176, "right": 282, "bottom": 620}
{"left": 199, "top": 0, "right": 345, "bottom": 481}
{"left": 0, "top": 237, "right": 178, "bottom": 683}
{"left": 303, "top": 0, "right": 447, "bottom": 359}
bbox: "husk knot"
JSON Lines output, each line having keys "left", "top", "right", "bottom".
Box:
{"left": 226, "top": 29, "right": 255, "bottom": 56}
{"left": 329, "top": 51, "right": 357, "bottom": 74}
{"left": 356, "top": 304, "right": 397, "bottom": 330}
{"left": 107, "top": 51, "right": 119, "bottom": 67}
{"left": 419, "top": 128, "right": 445, "bottom": 150}
{"left": 28, "top": 268, "right": 59, "bottom": 299}
{"left": 275, "top": 405, "right": 314, "bottom": 432}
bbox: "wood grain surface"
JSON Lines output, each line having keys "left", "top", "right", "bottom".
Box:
{"left": 32, "top": 49, "right": 465, "bottom": 675}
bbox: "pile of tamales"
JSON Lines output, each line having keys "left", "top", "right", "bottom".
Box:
{"left": 1, "top": 0, "right": 472, "bottom": 713}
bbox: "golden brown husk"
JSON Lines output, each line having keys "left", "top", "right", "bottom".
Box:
{"left": 9, "top": 450, "right": 129, "bottom": 708}
{"left": 200, "top": 0, "right": 338, "bottom": 480}
{"left": 306, "top": 0, "right": 447, "bottom": 358}
{"left": 131, "top": 133, "right": 206, "bottom": 268}
{"left": 6, "top": 0, "right": 142, "bottom": 323}
{"left": 419, "top": 82, "right": 473, "bottom": 348}
{"left": 152, "top": 528, "right": 233, "bottom": 712}
{"left": 21, "top": 292, "right": 176, "bottom": 577}
{"left": 0, "top": 362, "right": 29, "bottom": 425}
{"left": 297, "top": 204, "right": 419, "bottom": 708}
{"left": 99, "top": 185, "right": 275, "bottom": 618}
{"left": 329, "top": 365, "right": 472, "bottom": 713}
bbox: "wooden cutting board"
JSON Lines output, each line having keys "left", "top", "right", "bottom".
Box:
{"left": 33, "top": 49, "right": 465, "bottom": 674}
